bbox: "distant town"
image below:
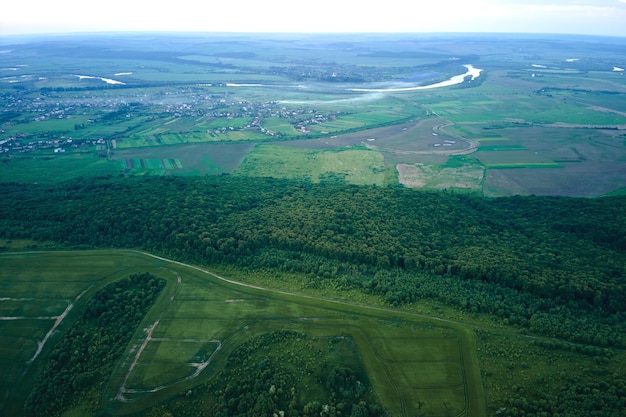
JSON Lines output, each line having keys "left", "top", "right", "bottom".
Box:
{"left": 0, "top": 85, "right": 344, "bottom": 154}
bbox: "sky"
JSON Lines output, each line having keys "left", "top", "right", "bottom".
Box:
{"left": 2, "top": 0, "right": 626, "bottom": 37}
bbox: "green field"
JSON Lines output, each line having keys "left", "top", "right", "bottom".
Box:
{"left": 0, "top": 154, "right": 121, "bottom": 183}
{"left": 484, "top": 162, "right": 563, "bottom": 169}
{"left": 429, "top": 95, "right": 626, "bottom": 125}
{"left": 234, "top": 144, "right": 389, "bottom": 185}
{"left": 119, "top": 158, "right": 183, "bottom": 175}
{"left": 0, "top": 250, "right": 484, "bottom": 417}
{"left": 478, "top": 145, "right": 527, "bottom": 151}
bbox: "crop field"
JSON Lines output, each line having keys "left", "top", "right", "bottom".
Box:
{"left": 233, "top": 144, "right": 389, "bottom": 185}
{"left": 475, "top": 149, "right": 560, "bottom": 166}
{"left": 430, "top": 94, "right": 622, "bottom": 125}
{"left": 0, "top": 250, "right": 484, "bottom": 417}
{"left": 482, "top": 162, "right": 562, "bottom": 169}
{"left": 118, "top": 158, "right": 183, "bottom": 175}
{"left": 0, "top": 251, "right": 163, "bottom": 417}
{"left": 0, "top": 154, "right": 121, "bottom": 183}
{"left": 112, "top": 142, "right": 254, "bottom": 176}
{"left": 462, "top": 124, "right": 626, "bottom": 196}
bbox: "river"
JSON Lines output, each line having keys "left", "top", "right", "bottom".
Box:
{"left": 347, "top": 65, "right": 483, "bottom": 92}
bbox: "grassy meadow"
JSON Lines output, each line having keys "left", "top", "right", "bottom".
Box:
{"left": 0, "top": 250, "right": 484, "bottom": 417}
{"left": 234, "top": 144, "right": 390, "bottom": 185}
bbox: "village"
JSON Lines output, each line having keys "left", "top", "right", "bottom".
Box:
{"left": 0, "top": 132, "right": 108, "bottom": 154}
{"left": 0, "top": 85, "right": 342, "bottom": 154}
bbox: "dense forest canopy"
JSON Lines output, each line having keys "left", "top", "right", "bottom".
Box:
{"left": 1, "top": 175, "right": 625, "bottom": 350}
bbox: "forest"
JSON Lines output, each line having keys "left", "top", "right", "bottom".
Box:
{"left": 156, "top": 331, "right": 385, "bottom": 417}
{"left": 24, "top": 273, "right": 166, "bottom": 417}
{"left": 1, "top": 174, "right": 625, "bottom": 353}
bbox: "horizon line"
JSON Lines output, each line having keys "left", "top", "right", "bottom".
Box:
{"left": 1, "top": 30, "right": 625, "bottom": 39}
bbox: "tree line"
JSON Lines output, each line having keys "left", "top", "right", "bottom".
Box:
{"left": 1, "top": 175, "right": 625, "bottom": 349}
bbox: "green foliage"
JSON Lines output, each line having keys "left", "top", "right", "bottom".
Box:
{"left": 1, "top": 176, "right": 625, "bottom": 350}
{"left": 24, "top": 273, "right": 165, "bottom": 417}
{"left": 499, "top": 374, "right": 626, "bottom": 417}
{"left": 327, "top": 367, "right": 367, "bottom": 400}
{"left": 152, "top": 331, "right": 384, "bottom": 417}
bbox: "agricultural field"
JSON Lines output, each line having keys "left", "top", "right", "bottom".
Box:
{"left": 0, "top": 250, "right": 484, "bottom": 417}
{"left": 0, "top": 153, "right": 121, "bottom": 183}
{"left": 233, "top": 144, "right": 390, "bottom": 186}
{"left": 450, "top": 124, "right": 626, "bottom": 196}
{"left": 2, "top": 33, "right": 626, "bottom": 195}
{"left": 112, "top": 142, "right": 254, "bottom": 176}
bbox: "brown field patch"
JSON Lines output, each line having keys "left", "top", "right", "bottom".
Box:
{"left": 282, "top": 118, "right": 472, "bottom": 153}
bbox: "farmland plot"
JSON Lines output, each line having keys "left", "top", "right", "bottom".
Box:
{"left": 112, "top": 142, "right": 254, "bottom": 176}
{"left": 468, "top": 125, "right": 626, "bottom": 196}
{"left": 234, "top": 144, "right": 388, "bottom": 185}
{"left": 0, "top": 250, "right": 484, "bottom": 417}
